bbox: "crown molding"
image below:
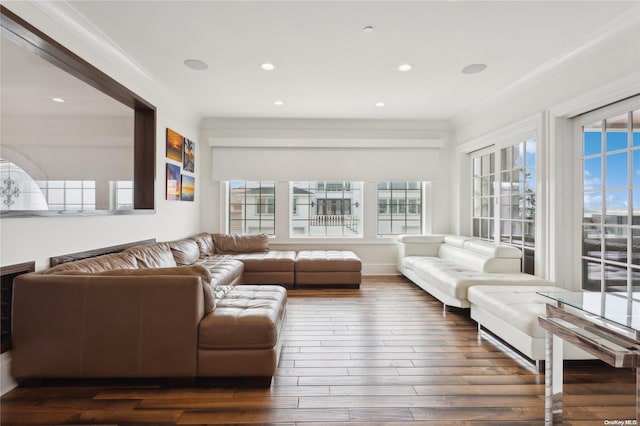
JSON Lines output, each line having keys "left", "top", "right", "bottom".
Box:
{"left": 27, "top": 1, "right": 156, "bottom": 82}
{"left": 209, "top": 138, "right": 443, "bottom": 149}
{"left": 549, "top": 70, "right": 640, "bottom": 118}
{"left": 456, "top": 113, "right": 541, "bottom": 154}
{"left": 200, "top": 117, "right": 453, "bottom": 131}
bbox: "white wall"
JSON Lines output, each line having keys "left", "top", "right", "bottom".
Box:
{"left": 199, "top": 118, "right": 453, "bottom": 275}
{"left": 0, "top": 3, "right": 203, "bottom": 394}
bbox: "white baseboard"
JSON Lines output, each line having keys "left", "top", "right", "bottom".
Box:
{"left": 1, "top": 352, "right": 17, "bottom": 395}
{"left": 362, "top": 263, "right": 398, "bottom": 276}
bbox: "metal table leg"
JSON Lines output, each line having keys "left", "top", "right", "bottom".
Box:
{"left": 545, "top": 330, "right": 564, "bottom": 425}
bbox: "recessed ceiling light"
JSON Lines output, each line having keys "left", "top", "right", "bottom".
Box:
{"left": 52, "top": 97, "right": 65, "bottom": 103}
{"left": 461, "top": 63, "right": 487, "bottom": 74}
{"left": 184, "top": 59, "right": 209, "bottom": 71}
{"left": 274, "top": 100, "right": 284, "bottom": 106}
{"left": 398, "top": 63, "right": 413, "bottom": 72}
{"left": 362, "top": 26, "right": 375, "bottom": 34}
{"left": 375, "top": 102, "right": 386, "bottom": 108}
{"left": 261, "top": 62, "right": 276, "bottom": 71}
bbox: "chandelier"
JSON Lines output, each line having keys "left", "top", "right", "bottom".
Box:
{"left": 0, "top": 177, "right": 20, "bottom": 207}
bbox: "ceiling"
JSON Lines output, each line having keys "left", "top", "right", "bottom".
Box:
{"left": 3, "top": 1, "right": 639, "bottom": 121}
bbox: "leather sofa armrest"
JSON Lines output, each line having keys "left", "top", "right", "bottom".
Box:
{"left": 11, "top": 274, "right": 204, "bottom": 380}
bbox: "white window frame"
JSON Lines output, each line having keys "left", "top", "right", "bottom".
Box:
{"left": 376, "top": 181, "right": 424, "bottom": 236}
{"left": 227, "top": 180, "right": 276, "bottom": 235}
{"left": 572, "top": 96, "right": 640, "bottom": 294}
{"left": 36, "top": 180, "right": 96, "bottom": 211}
{"left": 470, "top": 146, "right": 496, "bottom": 242}
{"left": 112, "top": 180, "right": 134, "bottom": 210}
{"left": 289, "top": 181, "right": 363, "bottom": 238}
{"left": 458, "top": 114, "right": 545, "bottom": 276}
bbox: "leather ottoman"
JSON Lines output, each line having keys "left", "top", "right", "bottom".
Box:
{"left": 295, "top": 250, "right": 361, "bottom": 288}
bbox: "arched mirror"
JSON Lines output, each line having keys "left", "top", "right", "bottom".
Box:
{"left": 0, "top": 6, "right": 155, "bottom": 217}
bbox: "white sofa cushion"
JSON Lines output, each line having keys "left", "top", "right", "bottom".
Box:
{"left": 401, "top": 255, "right": 441, "bottom": 272}
{"left": 412, "top": 257, "right": 551, "bottom": 301}
{"left": 443, "top": 235, "right": 472, "bottom": 248}
{"left": 438, "top": 244, "right": 522, "bottom": 273}
{"left": 397, "top": 234, "right": 446, "bottom": 244}
{"left": 397, "top": 235, "right": 445, "bottom": 258}
{"left": 468, "top": 285, "right": 563, "bottom": 338}
{"left": 463, "top": 239, "right": 523, "bottom": 259}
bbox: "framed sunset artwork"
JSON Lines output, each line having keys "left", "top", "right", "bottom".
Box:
{"left": 180, "top": 175, "right": 195, "bottom": 201}
{"left": 166, "top": 163, "right": 181, "bottom": 200}
{"left": 166, "top": 128, "right": 183, "bottom": 162}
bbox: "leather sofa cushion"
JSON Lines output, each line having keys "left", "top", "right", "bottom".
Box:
{"left": 212, "top": 233, "right": 269, "bottom": 254}
{"left": 194, "top": 233, "right": 215, "bottom": 257}
{"left": 97, "top": 265, "right": 216, "bottom": 312}
{"left": 169, "top": 239, "right": 200, "bottom": 265}
{"left": 295, "top": 250, "right": 362, "bottom": 272}
{"left": 229, "top": 251, "right": 296, "bottom": 272}
{"left": 199, "top": 285, "right": 287, "bottom": 350}
{"left": 195, "top": 257, "right": 244, "bottom": 286}
{"left": 295, "top": 272, "right": 361, "bottom": 285}
{"left": 125, "top": 242, "right": 177, "bottom": 268}
{"left": 43, "top": 252, "right": 138, "bottom": 274}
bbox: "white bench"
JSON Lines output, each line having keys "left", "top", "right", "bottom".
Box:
{"left": 468, "top": 285, "right": 594, "bottom": 368}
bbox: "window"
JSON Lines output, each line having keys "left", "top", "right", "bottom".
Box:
{"left": 469, "top": 133, "right": 537, "bottom": 275}
{"left": 471, "top": 152, "right": 496, "bottom": 240}
{"left": 580, "top": 107, "right": 640, "bottom": 292}
{"left": 500, "top": 139, "right": 536, "bottom": 274}
{"left": 0, "top": 159, "right": 47, "bottom": 210}
{"left": 36, "top": 180, "right": 96, "bottom": 210}
{"left": 114, "top": 180, "right": 134, "bottom": 210}
{"left": 290, "top": 181, "right": 362, "bottom": 237}
{"left": 377, "top": 181, "right": 423, "bottom": 235}
{"left": 229, "top": 181, "right": 275, "bottom": 235}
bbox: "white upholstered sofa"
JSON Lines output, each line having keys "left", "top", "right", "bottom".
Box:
{"left": 396, "top": 234, "right": 551, "bottom": 308}
{"left": 397, "top": 234, "right": 593, "bottom": 364}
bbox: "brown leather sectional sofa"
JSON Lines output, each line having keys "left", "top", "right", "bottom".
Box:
{"left": 12, "top": 233, "right": 362, "bottom": 385}
{"left": 11, "top": 233, "right": 292, "bottom": 385}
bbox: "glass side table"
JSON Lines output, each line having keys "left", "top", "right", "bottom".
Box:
{"left": 537, "top": 291, "right": 639, "bottom": 425}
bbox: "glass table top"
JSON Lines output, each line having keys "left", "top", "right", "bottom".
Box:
{"left": 537, "top": 291, "right": 640, "bottom": 332}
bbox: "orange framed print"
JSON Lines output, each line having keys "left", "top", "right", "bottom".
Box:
{"left": 166, "top": 128, "right": 183, "bottom": 162}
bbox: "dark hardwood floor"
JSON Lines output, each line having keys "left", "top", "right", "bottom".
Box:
{"left": 1, "top": 275, "right": 635, "bottom": 425}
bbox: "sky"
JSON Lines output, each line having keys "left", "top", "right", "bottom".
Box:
{"left": 583, "top": 130, "right": 640, "bottom": 214}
